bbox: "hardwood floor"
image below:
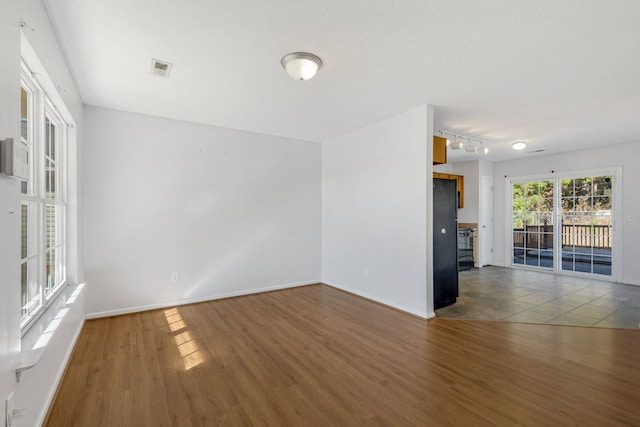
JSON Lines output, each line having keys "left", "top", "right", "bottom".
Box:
{"left": 45, "top": 284, "right": 640, "bottom": 426}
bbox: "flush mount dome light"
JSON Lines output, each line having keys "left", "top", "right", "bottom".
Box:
{"left": 512, "top": 141, "right": 527, "bottom": 151}
{"left": 281, "top": 52, "right": 322, "bottom": 81}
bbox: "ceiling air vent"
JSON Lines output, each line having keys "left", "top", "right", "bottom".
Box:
{"left": 149, "top": 58, "right": 173, "bottom": 78}
{"left": 527, "top": 149, "right": 545, "bottom": 153}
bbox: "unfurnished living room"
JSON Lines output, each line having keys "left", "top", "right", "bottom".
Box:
{"left": 1, "top": 1, "right": 640, "bottom": 426}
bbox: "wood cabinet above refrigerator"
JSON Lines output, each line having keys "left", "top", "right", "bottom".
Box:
{"left": 433, "top": 136, "right": 447, "bottom": 165}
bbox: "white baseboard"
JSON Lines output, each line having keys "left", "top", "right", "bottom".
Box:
{"left": 322, "top": 281, "right": 429, "bottom": 319}
{"left": 621, "top": 278, "right": 640, "bottom": 287}
{"left": 85, "top": 280, "right": 320, "bottom": 319}
{"left": 37, "top": 317, "right": 85, "bottom": 426}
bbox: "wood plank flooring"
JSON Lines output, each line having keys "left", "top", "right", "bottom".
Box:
{"left": 45, "top": 284, "right": 640, "bottom": 426}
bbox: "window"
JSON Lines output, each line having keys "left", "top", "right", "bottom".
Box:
{"left": 20, "top": 63, "right": 68, "bottom": 331}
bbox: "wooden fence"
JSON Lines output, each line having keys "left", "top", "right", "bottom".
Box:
{"left": 513, "top": 225, "right": 612, "bottom": 249}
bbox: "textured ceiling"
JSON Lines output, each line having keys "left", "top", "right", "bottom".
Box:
{"left": 44, "top": 0, "right": 640, "bottom": 161}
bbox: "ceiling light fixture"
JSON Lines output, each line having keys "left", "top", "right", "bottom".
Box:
{"left": 450, "top": 135, "right": 463, "bottom": 150}
{"left": 281, "top": 52, "right": 322, "bottom": 81}
{"left": 439, "top": 130, "right": 488, "bottom": 155}
{"left": 512, "top": 141, "right": 527, "bottom": 151}
{"left": 464, "top": 141, "right": 477, "bottom": 153}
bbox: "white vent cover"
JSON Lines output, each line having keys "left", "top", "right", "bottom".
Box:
{"left": 149, "top": 58, "right": 173, "bottom": 78}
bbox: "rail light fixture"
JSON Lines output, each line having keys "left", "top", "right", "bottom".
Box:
{"left": 439, "top": 130, "right": 488, "bottom": 155}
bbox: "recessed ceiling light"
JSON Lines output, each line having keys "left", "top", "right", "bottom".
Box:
{"left": 512, "top": 141, "right": 527, "bottom": 151}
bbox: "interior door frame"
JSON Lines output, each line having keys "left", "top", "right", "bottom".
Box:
{"left": 479, "top": 176, "right": 494, "bottom": 267}
{"left": 504, "top": 167, "right": 622, "bottom": 282}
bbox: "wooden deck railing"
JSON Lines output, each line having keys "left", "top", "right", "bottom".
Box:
{"left": 513, "top": 225, "right": 612, "bottom": 249}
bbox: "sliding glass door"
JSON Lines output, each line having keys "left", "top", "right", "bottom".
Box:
{"left": 512, "top": 180, "right": 554, "bottom": 269}
{"left": 560, "top": 176, "right": 612, "bottom": 276}
{"left": 510, "top": 171, "right": 616, "bottom": 278}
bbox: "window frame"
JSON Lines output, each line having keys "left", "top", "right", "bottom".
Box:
{"left": 504, "top": 167, "right": 622, "bottom": 283}
{"left": 20, "top": 61, "right": 68, "bottom": 333}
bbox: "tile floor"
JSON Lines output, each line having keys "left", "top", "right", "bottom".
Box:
{"left": 435, "top": 266, "right": 640, "bottom": 329}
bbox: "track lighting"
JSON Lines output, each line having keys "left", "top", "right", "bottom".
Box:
{"left": 450, "top": 136, "right": 463, "bottom": 150}
{"left": 439, "top": 130, "right": 488, "bottom": 155}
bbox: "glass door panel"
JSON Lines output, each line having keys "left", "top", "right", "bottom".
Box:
{"left": 512, "top": 180, "right": 554, "bottom": 269}
{"left": 560, "top": 176, "right": 612, "bottom": 276}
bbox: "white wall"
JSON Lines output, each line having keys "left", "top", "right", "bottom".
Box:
{"left": 322, "top": 105, "right": 431, "bottom": 317}
{"left": 0, "top": 3, "right": 21, "bottom": 423}
{"left": 438, "top": 159, "right": 494, "bottom": 226}
{"left": 433, "top": 163, "right": 453, "bottom": 174}
{"left": 15, "top": 284, "right": 85, "bottom": 426}
{"left": 1, "top": 0, "right": 85, "bottom": 425}
{"left": 82, "top": 106, "right": 321, "bottom": 316}
{"left": 450, "top": 161, "right": 480, "bottom": 224}
{"left": 493, "top": 141, "right": 640, "bottom": 285}
{"left": 478, "top": 159, "right": 494, "bottom": 181}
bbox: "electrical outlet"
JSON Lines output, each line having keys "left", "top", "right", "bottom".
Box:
{"left": 363, "top": 267, "right": 369, "bottom": 277}
{"left": 171, "top": 272, "right": 179, "bottom": 282}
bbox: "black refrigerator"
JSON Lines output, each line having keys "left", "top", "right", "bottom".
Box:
{"left": 433, "top": 178, "right": 459, "bottom": 309}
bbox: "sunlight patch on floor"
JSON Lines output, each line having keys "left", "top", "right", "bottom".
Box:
{"left": 164, "top": 308, "right": 204, "bottom": 370}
